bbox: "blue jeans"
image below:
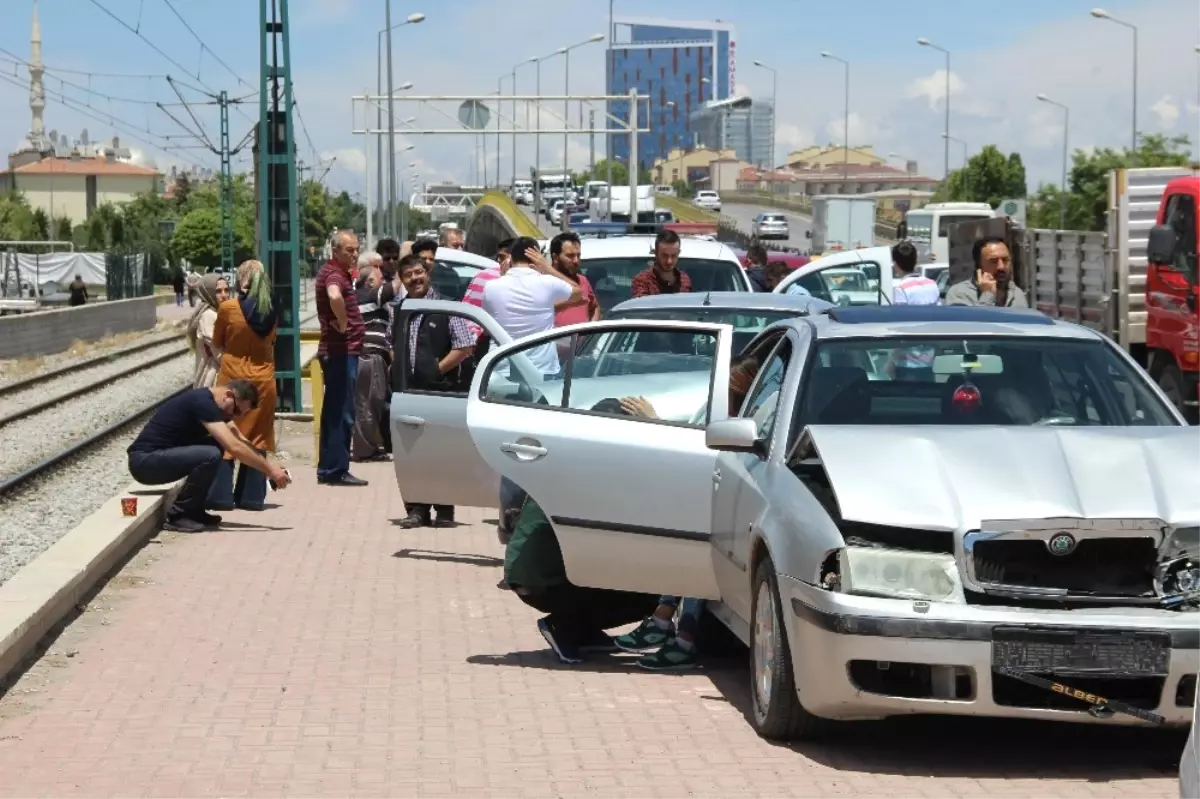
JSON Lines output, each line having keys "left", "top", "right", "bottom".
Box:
{"left": 659, "top": 595, "right": 705, "bottom": 637}
{"left": 317, "top": 354, "right": 358, "bottom": 481}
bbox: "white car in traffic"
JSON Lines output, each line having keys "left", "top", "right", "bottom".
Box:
{"left": 693, "top": 190, "right": 721, "bottom": 212}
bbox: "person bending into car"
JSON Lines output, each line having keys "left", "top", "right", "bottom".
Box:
{"left": 504, "top": 397, "right": 668, "bottom": 664}
{"left": 631, "top": 228, "right": 692, "bottom": 297}
{"left": 611, "top": 355, "right": 762, "bottom": 670}
{"left": 394, "top": 255, "right": 476, "bottom": 529}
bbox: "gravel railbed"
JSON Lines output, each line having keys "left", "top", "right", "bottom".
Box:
{"left": 0, "top": 355, "right": 193, "bottom": 483}
{"left": 0, "top": 431, "right": 149, "bottom": 587}
{"left": 0, "top": 339, "right": 190, "bottom": 419}
{"left": 0, "top": 327, "right": 187, "bottom": 389}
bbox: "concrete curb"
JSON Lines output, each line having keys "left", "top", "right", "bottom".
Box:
{"left": 0, "top": 480, "right": 180, "bottom": 682}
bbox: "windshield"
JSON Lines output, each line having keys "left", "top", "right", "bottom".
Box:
{"left": 580, "top": 257, "right": 746, "bottom": 312}
{"left": 602, "top": 307, "right": 800, "bottom": 354}
{"left": 905, "top": 212, "right": 933, "bottom": 243}
{"left": 938, "top": 214, "right": 990, "bottom": 237}
{"left": 798, "top": 337, "right": 1178, "bottom": 426}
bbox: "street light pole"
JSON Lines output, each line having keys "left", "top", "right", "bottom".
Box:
{"left": 1091, "top": 9, "right": 1138, "bottom": 164}
{"left": 820, "top": 52, "right": 849, "bottom": 187}
{"left": 383, "top": 8, "right": 425, "bottom": 238}
{"left": 1037, "top": 94, "right": 1070, "bottom": 228}
{"left": 753, "top": 60, "right": 777, "bottom": 169}
{"left": 917, "top": 38, "right": 950, "bottom": 181}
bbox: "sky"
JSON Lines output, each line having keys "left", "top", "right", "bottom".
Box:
{"left": 1, "top": 0, "right": 1199, "bottom": 203}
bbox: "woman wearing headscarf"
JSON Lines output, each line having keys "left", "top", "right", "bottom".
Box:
{"left": 186, "top": 274, "right": 230, "bottom": 388}
{"left": 207, "top": 260, "right": 278, "bottom": 512}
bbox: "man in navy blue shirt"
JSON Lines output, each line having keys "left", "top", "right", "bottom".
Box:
{"left": 128, "top": 380, "right": 292, "bottom": 533}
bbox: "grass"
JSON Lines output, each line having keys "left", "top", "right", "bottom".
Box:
{"left": 658, "top": 195, "right": 718, "bottom": 223}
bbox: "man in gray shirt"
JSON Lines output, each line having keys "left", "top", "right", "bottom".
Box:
{"left": 945, "top": 235, "right": 1029, "bottom": 308}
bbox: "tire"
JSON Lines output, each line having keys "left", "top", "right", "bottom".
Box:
{"left": 1157, "top": 363, "right": 1199, "bottom": 425}
{"left": 749, "top": 555, "right": 829, "bottom": 741}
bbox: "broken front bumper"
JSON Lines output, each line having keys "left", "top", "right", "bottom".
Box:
{"left": 782, "top": 575, "right": 1199, "bottom": 726}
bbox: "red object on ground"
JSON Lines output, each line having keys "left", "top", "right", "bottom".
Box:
{"left": 120, "top": 497, "right": 138, "bottom": 516}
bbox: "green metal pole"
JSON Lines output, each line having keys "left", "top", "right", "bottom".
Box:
{"left": 259, "top": 0, "right": 302, "bottom": 411}
{"left": 218, "top": 91, "right": 234, "bottom": 272}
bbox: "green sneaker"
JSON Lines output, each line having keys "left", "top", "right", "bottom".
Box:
{"left": 636, "top": 639, "right": 699, "bottom": 671}
{"left": 613, "top": 618, "right": 674, "bottom": 653}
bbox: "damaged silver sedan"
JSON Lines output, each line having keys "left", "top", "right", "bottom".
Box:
{"left": 701, "top": 305, "right": 1199, "bottom": 739}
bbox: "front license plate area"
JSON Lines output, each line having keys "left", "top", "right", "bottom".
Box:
{"left": 991, "top": 627, "right": 1170, "bottom": 676}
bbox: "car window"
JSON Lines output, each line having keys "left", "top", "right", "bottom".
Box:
{"left": 1164, "top": 193, "right": 1198, "bottom": 282}
{"left": 794, "top": 337, "right": 1178, "bottom": 427}
{"left": 740, "top": 339, "right": 792, "bottom": 443}
{"left": 599, "top": 307, "right": 799, "bottom": 355}
{"left": 391, "top": 307, "right": 483, "bottom": 397}
{"left": 430, "top": 260, "right": 482, "bottom": 301}
{"left": 580, "top": 257, "right": 746, "bottom": 312}
{"left": 937, "top": 214, "right": 986, "bottom": 237}
{"left": 481, "top": 327, "right": 720, "bottom": 427}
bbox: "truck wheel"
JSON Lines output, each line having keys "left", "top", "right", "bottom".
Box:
{"left": 1158, "top": 364, "right": 1199, "bottom": 425}
{"left": 749, "top": 556, "right": 829, "bottom": 741}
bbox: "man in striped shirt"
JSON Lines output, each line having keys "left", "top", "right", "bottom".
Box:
{"left": 462, "top": 238, "right": 513, "bottom": 339}
{"left": 350, "top": 265, "right": 395, "bottom": 462}
{"left": 887, "top": 240, "right": 939, "bottom": 380}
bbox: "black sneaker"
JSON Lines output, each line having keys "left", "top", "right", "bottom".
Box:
{"left": 537, "top": 617, "right": 583, "bottom": 665}
{"left": 163, "top": 516, "right": 205, "bottom": 533}
{"left": 432, "top": 517, "right": 457, "bottom": 528}
{"left": 397, "top": 513, "right": 429, "bottom": 529}
{"left": 577, "top": 629, "right": 618, "bottom": 653}
{"left": 192, "top": 511, "right": 222, "bottom": 528}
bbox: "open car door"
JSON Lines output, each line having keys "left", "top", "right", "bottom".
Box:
{"left": 467, "top": 319, "right": 735, "bottom": 599}
{"left": 389, "top": 299, "right": 523, "bottom": 509}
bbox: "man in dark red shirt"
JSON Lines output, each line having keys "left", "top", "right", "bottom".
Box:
{"left": 630, "top": 228, "right": 692, "bottom": 297}
{"left": 315, "top": 229, "right": 368, "bottom": 486}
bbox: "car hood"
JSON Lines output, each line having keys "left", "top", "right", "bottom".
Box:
{"left": 805, "top": 425, "right": 1200, "bottom": 531}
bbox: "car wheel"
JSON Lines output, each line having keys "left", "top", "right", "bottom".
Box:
{"left": 1157, "top": 363, "right": 1198, "bottom": 424}
{"left": 749, "top": 556, "right": 828, "bottom": 740}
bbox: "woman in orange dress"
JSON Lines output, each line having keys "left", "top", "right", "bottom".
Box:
{"left": 207, "top": 260, "right": 278, "bottom": 511}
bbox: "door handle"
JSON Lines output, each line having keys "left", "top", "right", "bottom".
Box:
{"left": 500, "top": 442, "right": 548, "bottom": 460}
{"left": 397, "top": 415, "right": 425, "bottom": 427}
{"left": 712, "top": 468, "right": 721, "bottom": 481}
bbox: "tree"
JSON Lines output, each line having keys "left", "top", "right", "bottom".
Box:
{"left": 1065, "top": 132, "right": 1192, "bottom": 232}
{"left": 172, "top": 173, "right": 193, "bottom": 209}
{"left": 931, "top": 145, "right": 1027, "bottom": 207}
{"left": 30, "top": 208, "right": 49, "bottom": 241}
{"left": 585, "top": 159, "right": 652, "bottom": 186}
{"left": 171, "top": 207, "right": 252, "bottom": 269}
{"left": 0, "top": 192, "right": 36, "bottom": 241}
{"left": 53, "top": 215, "right": 73, "bottom": 242}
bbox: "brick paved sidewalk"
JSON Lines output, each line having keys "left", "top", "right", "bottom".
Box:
{"left": 0, "top": 462, "right": 1183, "bottom": 798}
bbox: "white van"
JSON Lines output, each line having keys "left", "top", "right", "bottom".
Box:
{"left": 902, "top": 202, "right": 994, "bottom": 264}
{"left": 593, "top": 184, "right": 657, "bottom": 223}
{"left": 511, "top": 179, "right": 533, "bottom": 205}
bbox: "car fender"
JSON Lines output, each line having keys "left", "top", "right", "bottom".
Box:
{"left": 753, "top": 465, "right": 844, "bottom": 586}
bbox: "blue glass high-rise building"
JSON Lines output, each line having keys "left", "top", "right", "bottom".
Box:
{"left": 606, "top": 16, "right": 734, "bottom": 170}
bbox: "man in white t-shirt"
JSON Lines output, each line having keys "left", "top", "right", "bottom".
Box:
{"left": 482, "top": 236, "right": 583, "bottom": 375}
{"left": 890, "top": 240, "right": 940, "bottom": 305}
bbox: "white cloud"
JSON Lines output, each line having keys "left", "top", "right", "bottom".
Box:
{"left": 907, "top": 69, "right": 965, "bottom": 111}
{"left": 826, "top": 112, "right": 868, "bottom": 145}
{"left": 776, "top": 123, "right": 815, "bottom": 154}
{"left": 734, "top": 83, "right": 752, "bottom": 98}
{"left": 1152, "top": 95, "right": 1181, "bottom": 128}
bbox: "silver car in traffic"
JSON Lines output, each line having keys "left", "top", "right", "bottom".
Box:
{"left": 391, "top": 301, "right": 1199, "bottom": 741}
{"left": 753, "top": 213, "right": 790, "bottom": 240}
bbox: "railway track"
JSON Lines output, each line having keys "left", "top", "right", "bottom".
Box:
{"left": 0, "top": 339, "right": 194, "bottom": 497}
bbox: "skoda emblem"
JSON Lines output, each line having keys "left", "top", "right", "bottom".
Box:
{"left": 1047, "top": 533, "right": 1077, "bottom": 556}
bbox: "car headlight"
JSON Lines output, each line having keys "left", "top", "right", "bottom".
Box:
{"left": 838, "top": 547, "right": 965, "bottom": 603}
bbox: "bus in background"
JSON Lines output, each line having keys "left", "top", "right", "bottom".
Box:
{"left": 536, "top": 173, "right": 572, "bottom": 207}
{"left": 902, "top": 202, "right": 994, "bottom": 263}
{"left": 584, "top": 180, "right": 608, "bottom": 202}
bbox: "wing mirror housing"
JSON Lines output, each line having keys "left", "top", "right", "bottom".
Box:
{"left": 1147, "top": 224, "right": 1177, "bottom": 266}
{"left": 706, "top": 418, "right": 763, "bottom": 454}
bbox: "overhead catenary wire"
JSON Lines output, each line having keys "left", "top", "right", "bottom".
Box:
{"left": 0, "top": 71, "right": 218, "bottom": 169}
{"left": 160, "top": 0, "right": 254, "bottom": 91}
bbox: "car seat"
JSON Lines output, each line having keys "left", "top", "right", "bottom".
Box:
{"left": 803, "top": 366, "right": 872, "bottom": 425}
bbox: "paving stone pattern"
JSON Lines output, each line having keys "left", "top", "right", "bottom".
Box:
{"left": 0, "top": 462, "right": 1183, "bottom": 798}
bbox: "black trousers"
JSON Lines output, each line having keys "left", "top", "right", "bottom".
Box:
{"left": 516, "top": 584, "right": 658, "bottom": 641}
{"left": 128, "top": 445, "right": 223, "bottom": 520}
{"left": 405, "top": 502, "right": 453, "bottom": 522}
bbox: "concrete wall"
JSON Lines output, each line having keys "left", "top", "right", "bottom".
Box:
{"left": 0, "top": 296, "right": 158, "bottom": 360}
{"left": 13, "top": 173, "right": 158, "bottom": 222}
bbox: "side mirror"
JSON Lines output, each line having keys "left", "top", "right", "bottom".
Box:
{"left": 1147, "top": 224, "right": 1177, "bottom": 265}
{"left": 706, "top": 417, "right": 762, "bottom": 454}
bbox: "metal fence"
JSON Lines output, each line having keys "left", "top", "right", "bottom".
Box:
{"left": 106, "top": 252, "right": 157, "bottom": 300}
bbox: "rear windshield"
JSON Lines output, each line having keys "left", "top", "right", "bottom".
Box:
{"left": 764, "top": 214, "right": 786, "bottom": 222}
{"left": 430, "top": 260, "right": 482, "bottom": 301}
{"left": 603, "top": 307, "right": 800, "bottom": 354}
{"left": 798, "top": 337, "right": 1177, "bottom": 427}
{"left": 581, "top": 257, "right": 746, "bottom": 312}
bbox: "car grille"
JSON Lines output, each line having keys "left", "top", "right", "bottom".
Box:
{"left": 971, "top": 537, "right": 1158, "bottom": 598}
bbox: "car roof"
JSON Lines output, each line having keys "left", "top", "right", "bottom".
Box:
{"left": 806, "top": 245, "right": 893, "bottom": 268}
{"left": 797, "top": 305, "right": 1103, "bottom": 341}
{"left": 609, "top": 291, "right": 833, "bottom": 315}
{"left": 580, "top": 235, "right": 740, "bottom": 262}
{"left": 435, "top": 248, "right": 498, "bottom": 269}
